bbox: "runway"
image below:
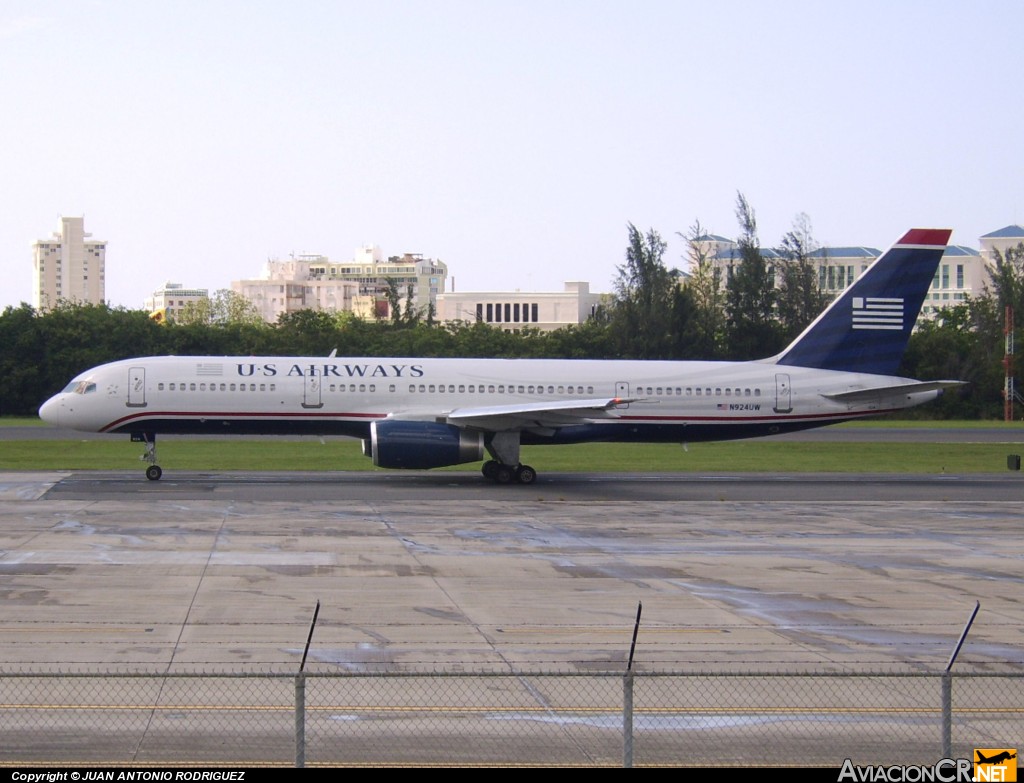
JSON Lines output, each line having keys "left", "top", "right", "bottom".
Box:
{"left": 0, "top": 468, "right": 1021, "bottom": 673}
{"left": 21, "top": 468, "right": 1024, "bottom": 501}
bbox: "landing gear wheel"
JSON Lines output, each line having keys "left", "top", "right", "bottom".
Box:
{"left": 494, "top": 465, "right": 515, "bottom": 484}
{"left": 514, "top": 464, "right": 537, "bottom": 485}
{"left": 145, "top": 465, "right": 163, "bottom": 481}
{"left": 482, "top": 460, "right": 499, "bottom": 480}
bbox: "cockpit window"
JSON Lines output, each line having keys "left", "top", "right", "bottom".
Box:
{"left": 62, "top": 381, "right": 97, "bottom": 395}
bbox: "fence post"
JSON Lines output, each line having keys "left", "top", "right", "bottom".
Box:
{"left": 623, "top": 669, "right": 634, "bottom": 768}
{"left": 942, "top": 600, "right": 978, "bottom": 760}
{"left": 295, "top": 599, "right": 320, "bottom": 768}
{"left": 295, "top": 672, "right": 306, "bottom": 768}
{"left": 623, "top": 601, "right": 642, "bottom": 768}
{"left": 941, "top": 671, "right": 952, "bottom": 758}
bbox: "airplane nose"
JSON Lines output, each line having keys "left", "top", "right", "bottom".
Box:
{"left": 39, "top": 395, "right": 63, "bottom": 427}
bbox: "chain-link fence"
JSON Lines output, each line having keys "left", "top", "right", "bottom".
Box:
{"left": 0, "top": 670, "right": 1019, "bottom": 767}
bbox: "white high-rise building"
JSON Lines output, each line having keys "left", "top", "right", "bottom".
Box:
{"left": 32, "top": 216, "right": 106, "bottom": 309}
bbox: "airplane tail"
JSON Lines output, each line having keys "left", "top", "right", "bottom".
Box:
{"left": 771, "top": 228, "right": 952, "bottom": 375}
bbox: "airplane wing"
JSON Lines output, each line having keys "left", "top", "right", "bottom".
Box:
{"left": 821, "top": 380, "right": 965, "bottom": 402}
{"left": 445, "top": 397, "right": 634, "bottom": 432}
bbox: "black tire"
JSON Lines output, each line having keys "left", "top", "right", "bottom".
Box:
{"left": 494, "top": 465, "right": 514, "bottom": 484}
{"left": 145, "top": 465, "right": 163, "bottom": 481}
{"left": 482, "top": 460, "right": 499, "bottom": 480}
{"left": 515, "top": 464, "right": 537, "bottom": 485}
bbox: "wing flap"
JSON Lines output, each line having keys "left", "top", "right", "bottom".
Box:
{"left": 446, "top": 397, "right": 632, "bottom": 430}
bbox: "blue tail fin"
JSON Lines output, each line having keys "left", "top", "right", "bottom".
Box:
{"left": 772, "top": 228, "right": 951, "bottom": 375}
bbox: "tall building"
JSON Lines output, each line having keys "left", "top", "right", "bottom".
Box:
{"left": 233, "top": 254, "right": 358, "bottom": 324}
{"left": 32, "top": 216, "right": 106, "bottom": 309}
{"left": 232, "top": 246, "right": 447, "bottom": 324}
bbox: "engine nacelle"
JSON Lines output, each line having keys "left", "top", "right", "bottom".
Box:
{"left": 363, "top": 419, "right": 485, "bottom": 470}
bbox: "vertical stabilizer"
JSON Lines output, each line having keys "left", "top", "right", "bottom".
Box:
{"left": 772, "top": 228, "right": 951, "bottom": 375}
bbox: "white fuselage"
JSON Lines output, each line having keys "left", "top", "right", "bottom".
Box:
{"left": 39, "top": 354, "right": 939, "bottom": 444}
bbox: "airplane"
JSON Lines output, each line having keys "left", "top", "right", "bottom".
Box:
{"left": 39, "top": 228, "right": 961, "bottom": 484}
{"left": 976, "top": 751, "right": 1016, "bottom": 765}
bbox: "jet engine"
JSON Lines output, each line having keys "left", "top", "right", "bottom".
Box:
{"left": 363, "top": 419, "right": 485, "bottom": 470}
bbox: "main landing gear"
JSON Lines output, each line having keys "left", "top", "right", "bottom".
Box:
{"left": 481, "top": 431, "right": 536, "bottom": 484}
{"left": 481, "top": 460, "right": 537, "bottom": 485}
{"left": 132, "top": 432, "right": 162, "bottom": 481}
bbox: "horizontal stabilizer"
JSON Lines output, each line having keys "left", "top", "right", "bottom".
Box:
{"left": 821, "top": 380, "right": 965, "bottom": 402}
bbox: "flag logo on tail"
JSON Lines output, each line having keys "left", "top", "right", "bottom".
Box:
{"left": 852, "top": 297, "right": 904, "bottom": 331}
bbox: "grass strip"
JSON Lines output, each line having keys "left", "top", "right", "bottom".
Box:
{"left": 0, "top": 439, "right": 1020, "bottom": 473}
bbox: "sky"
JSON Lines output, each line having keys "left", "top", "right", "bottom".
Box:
{"left": 1, "top": 0, "right": 1022, "bottom": 311}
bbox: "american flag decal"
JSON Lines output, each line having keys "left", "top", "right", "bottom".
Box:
{"left": 852, "top": 296, "right": 904, "bottom": 331}
{"left": 196, "top": 363, "right": 224, "bottom": 376}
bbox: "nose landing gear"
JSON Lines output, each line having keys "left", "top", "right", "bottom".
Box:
{"left": 132, "top": 432, "right": 162, "bottom": 480}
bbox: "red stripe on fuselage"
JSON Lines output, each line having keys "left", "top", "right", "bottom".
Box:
{"left": 99, "top": 410, "right": 386, "bottom": 433}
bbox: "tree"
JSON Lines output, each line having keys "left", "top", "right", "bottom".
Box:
{"left": 678, "top": 219, "right": 726, "bottom": 358}
{"left": 383, "top": 278, "right": 403, "bottom": 325}
{"left": 901, "top": 302, "right": 1002, "bottom": 419}
{"left": 775, "top": 213, "right": 829, "bottom": 342}
{"left": 723, "top": 193, "right": 783, "bottom": 359}
{"left": 975, "top": 242, "right": 1024, "bottom": 416}
{"left": 985, "top": 242, "right": 1024, "bottom": 319}
{"left": 611, "top": 223, "right": 678, "bottom": 358}
{"left": 178, "top": 290, "right": 264, "bottom": 327}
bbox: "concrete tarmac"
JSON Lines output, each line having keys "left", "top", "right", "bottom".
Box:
{"left": 0, "top": 469, "right": 1021, "bottom": 674}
